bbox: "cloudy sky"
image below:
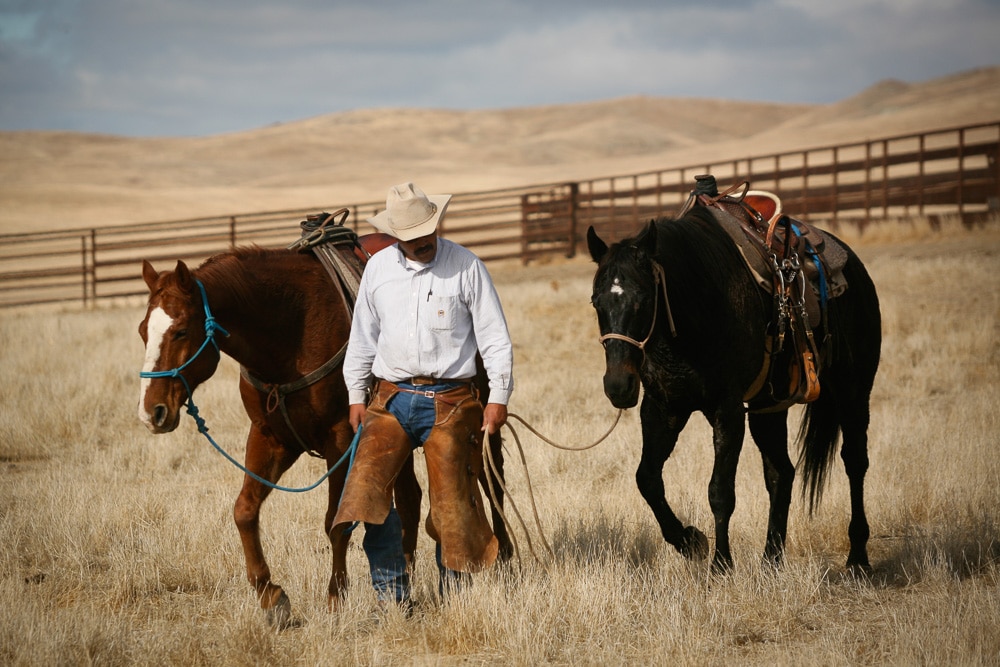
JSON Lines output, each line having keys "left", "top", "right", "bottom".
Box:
{"left": 1, "top": 0, "right": 998, "bottom": 137}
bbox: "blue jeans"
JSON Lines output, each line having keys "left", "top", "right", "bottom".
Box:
{"left": 363, "top": 381, "right": 470, "bottom": 602}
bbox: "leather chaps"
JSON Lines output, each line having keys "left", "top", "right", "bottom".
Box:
{"left": 331, "top": 380, "right": 499, "bottom": 573}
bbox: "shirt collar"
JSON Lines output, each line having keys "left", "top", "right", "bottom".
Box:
{"left": 394, "top": 239, "right": 443, "bottom": 271}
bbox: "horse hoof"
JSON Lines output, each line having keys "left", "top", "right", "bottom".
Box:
{"left": 679, "top": 527, "right": 710, "bottom": 560}
{"left": 710, "top": 553, "right": 734, "bottom": 574}
{"left": 846, "top": 557, "right": 873, "bottom": 579}
{"left": 265, "top": 591, "right": 294, "bottom": 629}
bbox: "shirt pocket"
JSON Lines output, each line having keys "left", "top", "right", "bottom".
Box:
{"left": 426, "top": 295, "right": 460, "bottom": 331}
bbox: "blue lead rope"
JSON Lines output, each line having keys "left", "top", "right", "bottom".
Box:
{"left": 190, "top": 407, "right": 360, "bottom": 493}
{"left": 140, "top": 279, "right": 359, "bottom": 493}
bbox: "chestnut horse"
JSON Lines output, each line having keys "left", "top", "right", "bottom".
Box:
{"left": 587, "top": 207, "right": 881, "bottom": 573}
{"left": 137, "top": 243, "right": 510, "bottom": 626}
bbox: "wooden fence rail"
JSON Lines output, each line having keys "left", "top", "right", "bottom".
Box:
{"left": 2, "top": 121, "right": 997, "bottom": 308}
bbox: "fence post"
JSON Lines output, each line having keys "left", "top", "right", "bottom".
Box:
{"left": 881, "top": 139, "right": 889, "bottom": 220}
{"left": 918, "top": 135, "right": 926, "bottom": 217}
{"left": 993, "top": 122, "right": 1000, "bottom": 211}
{"left": 832, "top": 146, "right": 840, "bottom": 229}
{"left": 567, "top": 182, "right": 579, "bottom": 258}
{"left": 958, "top": 127, "right": 966, "bottom": 224}
{"left": 863, "top": 141, "right": 872, "bottom": 230}
{"left": 802, "top": 151, "right": 809, "bottom": 219}
{"left": 520, "top": 193, "right": 529, "bottom": 264}
{"left": 81, "top": 235, "right": 88, "bottom": 307}
{"left": 88, "top": 229, "right": 97, "bottom": 305}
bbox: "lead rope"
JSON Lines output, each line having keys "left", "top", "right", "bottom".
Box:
{"left": 482, "top": 408, "right": 624, "bottom": 568}
{"left": 140, "top": 279, "right": 359, "bottom": 493}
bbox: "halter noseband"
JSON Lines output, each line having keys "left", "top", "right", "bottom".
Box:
{"left": 598, "top": 261, "right": 677, "bottom": 352}
{"left": 139, "top": 279, "right": 230, "bottom": 395}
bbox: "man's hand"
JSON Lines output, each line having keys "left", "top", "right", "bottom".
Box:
{"left": 482, "top": 402, "right": 508, "bottom": 435}
{"left": 349, "top": 403, "right": 367, "bottom": 433}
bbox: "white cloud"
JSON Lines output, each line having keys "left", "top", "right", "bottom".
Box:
{"left": 0, "top": 0, "right": 996, "bottom": 135}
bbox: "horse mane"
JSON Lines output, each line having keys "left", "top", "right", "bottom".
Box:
{"left": 643, "top": 207, "right": 755, "bottom": 336}
{"left": 655, "top": 207, "right": 748, "bottom": 278}
{"left": 195, "top": 245, "right": 306, "bottom": 313}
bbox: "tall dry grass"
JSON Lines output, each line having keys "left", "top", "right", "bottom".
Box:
{"left": 1, "top": 219, "right": 998, "bottom": 666}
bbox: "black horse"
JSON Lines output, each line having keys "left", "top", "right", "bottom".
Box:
{"left": 587, "top": 206, "right": 881, "bottom": 572}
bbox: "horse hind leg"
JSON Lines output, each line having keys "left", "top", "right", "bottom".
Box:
{"left": 840, "top": 404, "right": 872, "bottom": 572}
{"left": 801, "top": 378, "right": 873, "bottom": 573}
{"left": 748, "top": 410, "right": 795, "bottom": 567}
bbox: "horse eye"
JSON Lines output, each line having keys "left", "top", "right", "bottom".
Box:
{"left": 173, "top": 328, "right": 188, "bottom": 340}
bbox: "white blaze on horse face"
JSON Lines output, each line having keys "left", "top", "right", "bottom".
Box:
{"left": 610, "top": 278, "right": 625, "bottom": 296}
{"left": 138, "top": 306, "right": 174, "bottom": 428}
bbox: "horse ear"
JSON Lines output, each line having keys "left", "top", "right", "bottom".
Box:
{"left": 174, "top": 260, "right": 195, "bottom": 292}
{"left": 586, "top": 226, "right": 608, "bottom": 263}
{"left": 639, "top": 219, "right": 659, "bottom": 254}
{"left": 141, "top": 260, "right": 159, "bottom": 291}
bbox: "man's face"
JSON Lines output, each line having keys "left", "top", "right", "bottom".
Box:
{"left": 398, "top": 232, "right": 438, "bottom": 263}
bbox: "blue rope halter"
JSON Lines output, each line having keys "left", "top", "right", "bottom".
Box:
{"left": 139, "top": 279, "right": 358, "bottom": 493}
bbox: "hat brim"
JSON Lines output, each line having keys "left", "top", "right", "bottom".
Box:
{"left": 367, "top": 194, "right": 452, "bottom": 242}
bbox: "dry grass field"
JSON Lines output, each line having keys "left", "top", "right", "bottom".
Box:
{"left": 1, "top": 218, "right": 998, "bottom": 665}
{"left": 1, "top": 66, "right": 999, "bottom": 665}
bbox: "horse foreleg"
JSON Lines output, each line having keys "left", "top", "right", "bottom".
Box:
{"left": 480, "top": 429, "right": 513, "bottom": 562}
{"left": 233, "top": 428, "right": 299, "bottom": 628}
{"left": 706, "top": 402, "right": 746, "bottom": 573}
{"left": 637, "top": 398, "right": 707, "bottom": 560}
{"left": 748, "top": 410, "right": 795, "bottom": 567}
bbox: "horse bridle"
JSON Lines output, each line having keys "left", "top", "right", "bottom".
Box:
{"left": 597, "top": 260, "right": 677, "bottom": 351}
{"left": 139, "top": 279, "right": 229, "bottom": 395}
{"left": 138, "top": 279, "right": 360, "bottom": 493}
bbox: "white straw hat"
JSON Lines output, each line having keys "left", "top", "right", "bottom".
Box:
{"left": 367, "top": 182, "right": 452, "bottom": 241}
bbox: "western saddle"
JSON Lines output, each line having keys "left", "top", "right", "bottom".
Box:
{"left": 677, "top": 175, "right": 849, "bottom": 412}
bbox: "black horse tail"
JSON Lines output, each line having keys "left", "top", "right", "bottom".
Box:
{"left": 796, "top": 245, "right": 881, "bottom": 515}
{"left": 797, "top": 395, "right": 841, "bottom": 514}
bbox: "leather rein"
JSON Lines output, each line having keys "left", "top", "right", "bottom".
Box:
{"left": 598, "top": 260, "right": 677, "bottom": 352}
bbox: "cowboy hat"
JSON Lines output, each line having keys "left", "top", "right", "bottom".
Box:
{"left": 367, "top": 182, "right": 452, "bottom": 241}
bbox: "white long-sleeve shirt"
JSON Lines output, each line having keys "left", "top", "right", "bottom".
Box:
{"left": 343, "top": 238, "right": 514, "bottom": 405}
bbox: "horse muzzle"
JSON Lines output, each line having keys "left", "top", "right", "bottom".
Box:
{"left": 603, "top": 369, "right": 640, "bottom": 409}
{"left": 138, "top": 394, "right": 182, "bottom": 434}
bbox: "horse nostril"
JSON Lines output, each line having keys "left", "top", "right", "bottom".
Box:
{"left": 153, "top": 404, "right": 168, "bottom": 428}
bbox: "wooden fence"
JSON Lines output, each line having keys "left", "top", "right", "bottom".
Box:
{"left": 1, "top": 121, "right": 997, "bottom": 308}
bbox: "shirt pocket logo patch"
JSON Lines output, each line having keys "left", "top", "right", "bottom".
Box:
{"left": 428, "top": 295, "right": 458, "bottom": 331}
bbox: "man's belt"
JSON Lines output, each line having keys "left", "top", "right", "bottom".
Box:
{"left": 408, "top": 376, "right": 471, "bottom": 386}
{"left": 375, "top": 377, "right": 477, "bottom": 404}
